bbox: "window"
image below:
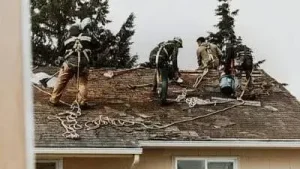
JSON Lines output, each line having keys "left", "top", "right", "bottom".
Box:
{"left": 36, "top": 160, "right": 63, "bottom": 169}
{"left": 175, "top": 157, "right": 237, "bottom": 169}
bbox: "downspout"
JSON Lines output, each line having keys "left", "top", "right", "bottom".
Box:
{"left": 130, "top": 154, "right": 140, "bottom": 169}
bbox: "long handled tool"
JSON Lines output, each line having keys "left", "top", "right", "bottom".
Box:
{"left": 39, "top": 71, "right": 59, "bottom": 88}
{"left": 103, "top": 67, "right": 145, "bottom": 78}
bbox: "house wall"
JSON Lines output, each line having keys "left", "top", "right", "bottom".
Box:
{"left": 0, "top": 0, "right": 28, "bottom": 169}
{"left": 62, "top": 148, "right": 300, "bottom": 169}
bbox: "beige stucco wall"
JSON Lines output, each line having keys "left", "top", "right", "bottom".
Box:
{"left": 0, "top": 0, "right": 28, "bottom": 169}
{"left": 62, "top": 149, "right": 300, "bottom": 169}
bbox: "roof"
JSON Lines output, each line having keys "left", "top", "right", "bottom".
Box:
{"left": 33, "top": 67, "right": 300, "bottom": 148}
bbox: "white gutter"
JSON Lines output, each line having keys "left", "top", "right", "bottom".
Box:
{"left": 35, "top": 148, "right": 143, "bottom": 155}
{"left": 139, "top": 140, "right": 300, "bottom": 149}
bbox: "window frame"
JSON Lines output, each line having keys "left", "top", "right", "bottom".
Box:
{"left": 35, "top": 159, "right": 63, "bottom": 169}
{"left": 174, "top": 157, "right": 238, "bottom": 169}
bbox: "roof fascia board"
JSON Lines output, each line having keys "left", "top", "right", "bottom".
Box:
{"left": 139, "top": 140, "right": 300, "bottom": 149}
{"left": 35, "top": 148, "right": 143, "bottom": 155}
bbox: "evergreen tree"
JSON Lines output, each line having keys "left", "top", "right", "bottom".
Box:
{"left": 207, "top": 0, "right": 239, "bottom": 49}
{"left": 113, "top": 13, "right": 138, "bottom": 68}
{"left": 30, "top": 0, "right": 138, "bottom": 68}
{"left": 75, "top": 0, "right": 111, "bottom": 27}
{"left": 74, "top": 0, "right": 113, "bottom": 68}
{"left": 90, "top": 29, "right": 116, "bottom": 68}
{"left": 207, "top": 0, "right": 255, "bottom": 70}
{"left": 31, "top": 0, "right": 77, "bottom": 66}
{"left": 91, "top": 13, "right": 138, "bottom": 68}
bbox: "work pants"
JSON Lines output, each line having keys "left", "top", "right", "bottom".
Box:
{"left": 49, "top": 62, "right": 89, "bottom": 105}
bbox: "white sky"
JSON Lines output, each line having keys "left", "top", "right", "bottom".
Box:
{"left": 105, "top": 0, "right": 300, "bottom": 100}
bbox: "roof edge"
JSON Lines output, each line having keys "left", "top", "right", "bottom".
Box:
{"left": 139, "top": 139, "right": 300, "bottom": 149}
{"left": 35, "top": 148, "right": 143, "bottom": 155}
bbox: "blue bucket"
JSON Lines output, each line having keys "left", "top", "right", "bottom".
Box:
{"left": 220, "top": 74, "right": 236, "bottom": 96}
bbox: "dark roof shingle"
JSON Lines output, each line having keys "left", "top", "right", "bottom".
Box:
{"left": 33, "top": 67, "right": 300, "bottom": 148}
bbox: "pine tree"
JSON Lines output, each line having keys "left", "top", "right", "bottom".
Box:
{"left": 93, "top": 13, "right": 138, "bottom": 68}
{"left": 207, "top": 0, "right": 255, "bottom": 71}
{"left": 113, "top": 13, "right": 138, "bottom": 68}
{"left": 30, "top": 0, "right": 111, "bottom": 66}
{"left": 31, "top": 0, "right": 77, "bottom": 66}
{"left": 30, "top": 0, "right": 139, "bottom": 68}
{"left": 75, "top": 0, "right": 111, "bottom": 27}
{"left": 74, "top": 0, "right": 113, "bottom": 68}
{"left": 90, "top": 29, "right": 116, "bottom": 68}
{"left": 207, "top": 0, "right": 239, "bottom": 49}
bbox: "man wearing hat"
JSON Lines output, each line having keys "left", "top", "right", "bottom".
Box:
{"left": 149, "top": 37, "right": 184, "bottom": 104}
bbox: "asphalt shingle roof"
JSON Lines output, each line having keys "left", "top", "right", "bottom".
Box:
{"left": 33, "top": 67, "right": 300, "bottom": 148}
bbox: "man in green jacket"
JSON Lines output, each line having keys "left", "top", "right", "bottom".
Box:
{"left": 149, "top": 37, "right": 183, "bottom": 104}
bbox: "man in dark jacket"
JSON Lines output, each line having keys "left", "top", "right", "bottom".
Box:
{"left": 49, "top": 24, "right": 100, "bottom": 109}
{"left": 149, "top": 37, "right": 183, "bottom": 103}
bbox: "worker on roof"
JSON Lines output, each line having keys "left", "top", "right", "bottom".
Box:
{"left": 49, "top": 23, "right": 100, "bottom": 109}
{"left": 149, "top": 37, "right": 183, "bottom": 104}
{"left": 219, "top": 36, "right": 253, "bottom": 97}
{"left": 196, "top": 37, "right": 223, "bottom": 70}
{"left": 149, "top": 37, "right": 183, "bottom": 82}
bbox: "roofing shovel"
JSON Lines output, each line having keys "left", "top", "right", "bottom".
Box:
{"left": 39, "top": 71, "right": 59, "bottom": 88}
{"left": 103, "top": 67, "right": 145, "bottom": 78}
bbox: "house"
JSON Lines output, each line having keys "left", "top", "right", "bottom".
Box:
{"left": 33, "top": 67, "right": 300, "bottom": 169}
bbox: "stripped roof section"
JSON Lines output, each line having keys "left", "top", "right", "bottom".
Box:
{"left": 33, "top": 67, "right": 300, "bottom": 148}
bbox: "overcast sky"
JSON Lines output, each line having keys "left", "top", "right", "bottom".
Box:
{"left": 105, "top": 0, "right": 300, "bottom": 99}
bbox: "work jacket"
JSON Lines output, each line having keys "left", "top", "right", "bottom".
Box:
{"left": 58, "top": 33, "right": 99, "bottom": 68}
{"left": 149, "top": 41, "right": 179, "bottom": 71}
{"left": 197, "top": 42, "right": 222, "bottom": 69}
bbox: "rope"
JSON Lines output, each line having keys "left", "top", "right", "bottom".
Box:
{"left": 52, "top": 39, "right": 85, "bottom": 139}
{"left": 35, "top": 38, "right": 86, "bottom": 139}
{"left": 33, "top": 84, "right": 82, "bottom": 139}
{"left": 47, "top": 109, "right": 82, "bottom": 139}
{"left": 33, "top": 56, "right": 253, "bottom": 136}
{"left": 193, "top": 68, "right": 209, "bottom": 88}
{"left": 32, "top": 84, "right": 71, "bottom": 106}
{"left": 85, "top": 115, "right": 136, "bottom": 130}
{"left": 35, "top": 80, "right": 246, "bottom": 132}
{"left": 84, "top": 81, "right": 249, "bottom": 131}
{"left": 152, "top": 80, "right": 249, "bottom": 130}
{"left": 32, "top": 66, "right": 39, "bottom": 71}
{"left": 152, "top": 100, "right": 245, "bottom": 130}
{"left": 34, "top": 82, "right": 247, "bottom": 134}
{"left": 75, "top": 41, "right": 82, "bottom": 105}
{"left": 237, "top": 68, "right": 253, "bottom": 100}
{"left": 82, "top": 99, "right": 244, "bottom": 131}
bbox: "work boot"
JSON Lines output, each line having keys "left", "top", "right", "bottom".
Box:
{"left": 79, "top": 103, "right": 90, "bottom": 110}
{"left": 79, "top": 102, "right": 97, "bottom": 110}
{"left": 160, "top": 100, "right": 173, "bottom": 106}
{"left": 48, "top": 100, "right": 60, "bottom": 107}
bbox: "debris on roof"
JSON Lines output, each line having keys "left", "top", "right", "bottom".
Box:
{"left": 33, "top": 67, "right": 300, "bottom": 148}
{"left": 264, "top": 105, "right": 279, "bottom": 112}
